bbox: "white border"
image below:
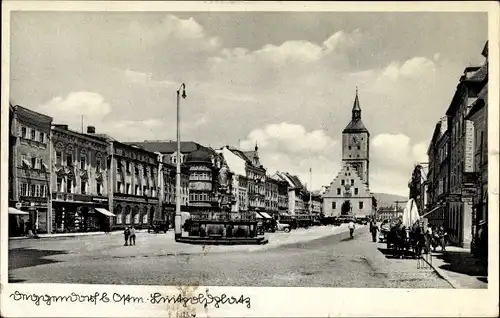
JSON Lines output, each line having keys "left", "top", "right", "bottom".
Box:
{"left": 1, "top": 2, "right": 499, "bottom": 317}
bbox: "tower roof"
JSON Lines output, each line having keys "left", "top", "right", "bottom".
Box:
{"left": 343, "top": 88, "right": 369, "bottom": 134}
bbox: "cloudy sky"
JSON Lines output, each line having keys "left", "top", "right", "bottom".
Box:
{"left": 9, "top": 10, "right": 487, "bottom": 196}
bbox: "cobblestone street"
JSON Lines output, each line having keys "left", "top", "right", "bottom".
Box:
{"left": 9, "top": 226, "right": 450, "bottom": 288}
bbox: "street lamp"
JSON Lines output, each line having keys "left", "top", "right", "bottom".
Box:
{"left": 175, "top": 83, "right": 187, "bottom": 240}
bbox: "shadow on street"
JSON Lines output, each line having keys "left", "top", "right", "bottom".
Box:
{"left": 9, "top": 248, "right": 69, "bottom": 271}
{"left": 434, "top": 251, "right": 488, "bottom": 280}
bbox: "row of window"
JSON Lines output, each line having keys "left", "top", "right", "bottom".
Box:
{"left": 189, "top": 193, "right": 213, "bottom": 202}
{"left": 189, "top": 172, "right": 211, "bottom": 181}
{"left": 20, "top": 155, "right": 47, "bottom": 170}
{"left": 341, "top": 179, "right": 356, "bottom": 186}
{"left": 55, "top": 150, "right": 102, "bottom": 171}
{"left": 331, "top": 201, "right": 364, "bottom": 209}
{"left": 335, "top": 187, "right": 359, "bottom": 195}
{"left": 115, "top": 213, "right": 148, "bottom": 225}
{"left": 117, "top": 160, "right": 156, "bottom": 177}
{"left": 116, "top": 182, "right": 157, "bottom": 196}
{"left": 19, "top": 125, "right": 48, "bottom": 144}
{"left": 55, "top": 177, "right": 103, "bottom": 195}
{"left": 19, "top": 183, "right": 48, "bottom": 197}
{"left": 347, "top": 146, "right": 361, "bottom": 150}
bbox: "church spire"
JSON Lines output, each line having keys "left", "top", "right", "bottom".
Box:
{"left": 352, "top": 87, "right": 361, "bottom": 120}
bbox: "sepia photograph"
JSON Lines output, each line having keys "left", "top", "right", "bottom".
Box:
{"left": 1, "top": 1, "right": 498, "bottom": 317}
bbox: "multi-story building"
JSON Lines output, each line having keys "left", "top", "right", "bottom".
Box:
{"left": 445, "top": 63, "right": 485, "bottom": 248}
{"left": 50, "top": 125, "right": 110, "bottom": 232}
{"left": 465, "top": 41, "right": 488, "bottom": 251}
{"left": 376, "top": 206, "right": 404, "bottom": 221}
{"left": 244, "top": 145, "right": 267, "bottom": 212}
{"left": 91, "top": 133, "right": 160, "bottom": 230}
{"left": 9, "top": 105, "right": 53, "bottom": 235}
{"left": 276, "top": 179, "right": 289, "bottom": 215}
{"left": 217, "top": 145, "right": 248, "bottom": 213}
{"left": 158, "top": 160, "right": 190, "bottom": 227}
{"left": 426, "top": 117, "right": 449, "bottom": 228}
{"left": 265, "top": 177, "right": 279, "bottom": 216}
{"left": 272, "top": 172, "right": 306, "bottom": 215}
{"left": 311, "top": 192, "right": 323, "bottom": 214}
{"left": 322, "top": 89, "right": 373, "bottom": 218}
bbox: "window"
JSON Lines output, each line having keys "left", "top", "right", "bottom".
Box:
{"left": 332, "top": 202, "right": 336, "bottom": 209}
{"left": 20, "top": 183, "right": 28, "bottom": 196}
{"left": 348, "top": 146, "right": 351, "bottom": 150}
{"left": 125, "top": 213, "right": 131, "bottom": 224}
{"left": 354, "top": 188, "right": 358, "bottom": 195}
{"left": 66, "top": 179, "right": 73, "bottom": 193}
{"left": 117, "top": 181, "right": 122, "bottom": 193}
{"left": 56, "top": 151, "right": 62, "bottom": 165}
{"left": 41, "top": 185, "right": 47, "bottom": 197}
{"left": 143, "top": 166, "right": 148, "bottom": 176}
{"left": 81, "top": 180, "right": 87, "bottom": 194}
{"left": 143, "top": 186, "right": 148, "bottom": 196}
{"left": 35, "top": 184, "right": 41, "bottom": 197}
{"left": 56, "top": 177, "right": 63, "bottom": 192}
{"left": 21, "top": 126, "right": 27, "bottom": 139}
{"left": 135, "top": 166, "right": 139, "bottom": 176}
{"left": 39, "top": 132, "right": 45, "bottom": 143}
{"left": 142, "top": 214, "right": 148, "bottom": 224}
{"left": 357, "top": 146, "right": 360, "bottom": 150}
{"left": 117, "top": 160, "right": 122, "bottom": 173}
{"left": 96, "top": 159, "right": 101, "bottom": 172}
{"left": 31, "top": 129, "right": 36, "bottom": 140}
{"left": 341, "top": 179, "right": 345, "bottom": 186}
{"left": 337, "top": 188, "right": 341, "bottom": 195}
{"left": 80, "top": 154, "right": 87, "bottom": 170}
{"left": 359, "top": 202, "right": 364, "bottom": 209}
{"left": 135, "top": 185, "right": 140, "bottom": 195}
{"left": 351, "top": 179, "right": 354, "bottom": 185}
{"left": 66, "top": 151, "right": 73, "bottom": 166}
{"left": 116, "top": 213, "right": 122, "bottom": 224}
{"left": 97, "top": 183, "right": 102, "bottom": 195}
{"left": 126, "top": 162, "right": 131, "bottom": 174}
{"left": 30, "top": 184, "right": 36, "bottom": 197}
{"left": 134, "top": 212, "right": 140, "bottom": 224}
{"left": 151, "top": 187, "right": 155, "bottom": 197}
{"left": 126, "top": 183, "right": 131, "bottom": 194}
{"left": 31, "top": 157, "right": 36, "bottom": 169}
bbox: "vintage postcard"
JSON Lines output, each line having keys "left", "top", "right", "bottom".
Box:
{"left": 1, "top": 1, "right": 498, "bottom": 317}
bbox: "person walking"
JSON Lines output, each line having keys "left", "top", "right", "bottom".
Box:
{"left": 124, "top": 226, "right": 130, "bottom": 246}
{"left": 129, "top": 226, "right": 136, "bottom": 246}
{"left": 348, "top": 219, "right": 355, "bottom": 239}
{"left": 369, "top": 219, "right": 379, "bottom": 242}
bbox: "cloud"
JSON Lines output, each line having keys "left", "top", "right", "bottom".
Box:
{"left": 240, "top": 123, "right": 340, "bottom": 190}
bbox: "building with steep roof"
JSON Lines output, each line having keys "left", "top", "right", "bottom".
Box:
{"left": 322, "top": 89, "right": 374, "bottom": 218}
{"left": 272, "top": 171, "right": 307, "bottom": 215}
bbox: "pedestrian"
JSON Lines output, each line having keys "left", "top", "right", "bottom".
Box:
{"left": 129, "top": 226, "right": 136, "bottom": 246}
{"left": 124, "top": 226, "right": 130, "bottom": 246}
{"left": 348, "top": 219, "right": 355, "bottom": 238}
{"left": 370, "top": 219, "right": 379, "bottom": 242}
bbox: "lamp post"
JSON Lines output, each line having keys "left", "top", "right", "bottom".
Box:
{"left": 175, "top": 83, "right": 187, "bottom": 240}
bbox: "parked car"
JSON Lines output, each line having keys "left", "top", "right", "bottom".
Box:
{"left": 333, "top": 215, "right": 355, "bottom": 226}
{"left": 356, "top": 217, "right": 369, "bottom": 225}
{"left": 150, "top": 220, "right": 169, "bottom": 233}
{"left": 276, "top": 221, "right": 291, "bottom": 233}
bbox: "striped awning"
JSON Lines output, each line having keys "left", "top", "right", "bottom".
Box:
{"left": 9, "top": 207, "right": 29, "bottom": 215}
{"left": 95, "top": 208, "right": 116, "bottom": 217}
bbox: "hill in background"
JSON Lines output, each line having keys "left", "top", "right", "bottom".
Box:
{"left": 372, "top": 192, "right": 408, "bottom": 208}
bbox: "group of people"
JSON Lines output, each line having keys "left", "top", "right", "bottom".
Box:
{"left": 425, "top": 223, "right": 448, "bottom": 252}
{"left": 123, "top": 226, "right": 137, "bottom": 246}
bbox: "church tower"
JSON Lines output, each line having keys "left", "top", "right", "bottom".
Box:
{"left": 342, "top": 88, "right": 370, "bottom": 186}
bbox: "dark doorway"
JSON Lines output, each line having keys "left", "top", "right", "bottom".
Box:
{"left": 341, "top": 200, "right": 351, "bottom": 215}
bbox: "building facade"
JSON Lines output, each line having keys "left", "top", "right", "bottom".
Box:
{"left": 323, "top": 89, "right": 374, "bottom": 217}
{"left": 465, "top": 41, "right": 488, "bottom": 251}
{"left": 311, "top": 193, "right": 322, "bottom": 214}
{"left": 102, "top": 138, "right": 160, "bottom": 230}
{"left": 265, "top": 177, "right": 279, "bottom": 216}
{"left": 426, "top": 117, "right": 449, "bottom": 228}
{"left": 158, "top": 160, "right": 190, "bottom": 226}
{"left": 9, "top": 105, "right": 53, "bottom": 235}
{"left": 50, "top": 125, "right": 110, "bottom": 233}
{"left": 445, "top": 65, "right": 485, "bottom": 248}
{"left": 245, "top": 145, "right": 267, "bottom": 212}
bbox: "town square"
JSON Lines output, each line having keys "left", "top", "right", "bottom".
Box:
{"left": 5, "top": 8, "right": 491, "bottom": 293}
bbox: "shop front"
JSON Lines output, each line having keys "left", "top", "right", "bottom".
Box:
{"left": 51, "top": 193, "right": 112, "bottom": 233}
{"left": 112, "top": 196, "right": 159, "bottom": 230}
{"left": 13, "top": 198, "right": 50, "bottom": 234}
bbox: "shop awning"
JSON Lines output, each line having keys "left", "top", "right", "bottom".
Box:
{"left": 95, "top": 208, "right": 116, "bottom": 217}
{"left": 9, "top": 207, "right": 29, "bottom": 215}
{"left": 255, "top": 212, "right": 263, "bottom": 219}
{"left": 258, "top": 212, "right": 272, "bottom": 219}
{"left": 22, "top": 159, "right": 31, "bottom": 167}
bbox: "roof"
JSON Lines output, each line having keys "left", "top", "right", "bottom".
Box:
{"left": 12, "top": 105, "right": 53, "bottom": 123}
{"left": 469, "top": 61, "right": 488, "bottom": 82}
{"left": 185, "top": 148, "right": 213, "bottom": 164}
{"left": 124, "top": 141, "right": 206, "bottom": 154}
{"left": 465, "top": 98, "right": 486, "bottom": 120}
{"left": 343, "top": 119, "right": 369, "bottom": 133}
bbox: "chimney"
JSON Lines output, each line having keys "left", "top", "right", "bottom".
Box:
{"left": 87, "top": 126, "right": 96, "bottom": 134}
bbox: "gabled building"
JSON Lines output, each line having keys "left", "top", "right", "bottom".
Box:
{"left": 322, "top": 89, "right": 374, "bottom": 218}
{"left": 272, "top": 171, "right": 306, "bottom": 215}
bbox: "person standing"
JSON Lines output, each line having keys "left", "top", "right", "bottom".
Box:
{"left": 129, "top": 226, "right": 136, "bottom": 246}
{"left": 370, "top": 219, "right": 379, "bottom": 242}
{"left": 124, "top": 226, "right": 130, "bottom": 246}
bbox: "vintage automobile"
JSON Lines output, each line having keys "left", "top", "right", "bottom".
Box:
{"left": 275, "top": 221, "right": 291, "bottom": 233}
{"left": 150, "top": 220, "right": 169, "bottom": 233}
{"left": 333, "top": 215, "right": 355, "bottom": 226}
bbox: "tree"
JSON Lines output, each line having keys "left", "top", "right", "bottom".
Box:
{"left": 341, "top": 200, "right": 351, "bottom": 215}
